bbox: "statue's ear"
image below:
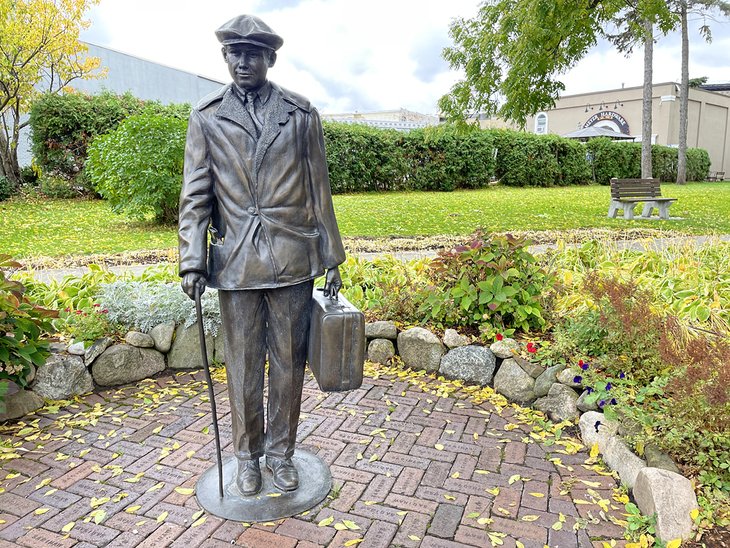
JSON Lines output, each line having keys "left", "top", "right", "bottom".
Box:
{"left": 268, "top": 51, "right": 277, "bottom": 68}
{"left": 221, "top": 47, "right": 227, "bottom": 62}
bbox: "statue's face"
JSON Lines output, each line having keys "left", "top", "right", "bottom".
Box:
{"left": 223, "top": 44, "right": 276, "bottom": 91}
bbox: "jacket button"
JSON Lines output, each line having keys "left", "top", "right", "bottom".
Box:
{"left": 247, "top": 207, "right": 258, "bottom": 215}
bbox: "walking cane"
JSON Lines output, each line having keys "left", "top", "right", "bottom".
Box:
{"left": 195, "top": 286, "right": 224, "bottom": 499}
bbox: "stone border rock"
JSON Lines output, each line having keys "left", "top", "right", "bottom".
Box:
{"left": 1, "top": 320, "right": 699, "bottom": 542}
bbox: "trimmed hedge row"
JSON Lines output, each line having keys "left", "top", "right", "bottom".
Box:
{"left": 29, "top": 91, "right": 190, "bottom": 181}
{"left": 30, "top": 91, "right": 712, "bottom": 197}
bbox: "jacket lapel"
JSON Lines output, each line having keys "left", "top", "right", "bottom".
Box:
{"left": 216, "top": 86, "right": 258, "bottom": 139}
{"left": 254, "top": 86, "right": 297, "bottom": 174}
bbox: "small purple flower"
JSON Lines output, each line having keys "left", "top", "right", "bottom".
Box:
{"left": 619, "top": 372, "right": 625, "bottom": 379}
{"left": 573, "top": 375, "right": 583, "bottom": 384}
{"left": 610, "top": 398, "right": 617, "bottom": 405}
{"left": 594, "top": 420, "right": 602, "bottom": 433}
{"left": 606, "top": 382, "right": 612, "bottom": 391}
{"left": 586, "top": 387, "right": 593, "bottom": 394}
{"left": 598, "top": 400, "right": 606, "bottom": 408}
{"left": 580, "top": 361, "right": 589, "bottom": 371}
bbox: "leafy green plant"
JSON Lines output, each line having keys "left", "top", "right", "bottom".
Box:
{"left": 86, "top": 113, "right": 187, "bottom": 224}
{"left": 0, "top": 176, "right": 12, "bottom": 201}
{"left": 420, "top": 232, "right": 550, "bottom": 338}
{"left": 624, "top": 502, "right": 657, "bottom": 541}
{"left": 61, "top": 304, "right": 120, "bottom": 346}
{"left": 0, "top": 255, "right": 57, "bottom": 390}
{"left": 38, "top": 172, "right": 80, "bottom": 199}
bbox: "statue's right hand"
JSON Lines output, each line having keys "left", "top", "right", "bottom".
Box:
{"left": 181, "top": 272, "right": 207, "bottom": 300}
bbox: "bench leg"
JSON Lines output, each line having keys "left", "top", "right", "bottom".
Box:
{"left": 658, "top": 203, "right": 671, "bottom": 220}
{"left": 607, "top": 201, "right": 620, "bottom": 218}
{"left": 641, "top": 203, "right": 654, "bottom": 218}
{"left": 622, "top": 203, "right": 636, "bottom": 220}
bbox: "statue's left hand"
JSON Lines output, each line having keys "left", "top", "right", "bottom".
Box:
{"left": 323, "top": 267, "right": 342, "bottom": 298}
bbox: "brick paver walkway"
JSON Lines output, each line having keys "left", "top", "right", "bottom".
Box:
{"left": 0, "top": 367, "right": 628, "bottom": 547}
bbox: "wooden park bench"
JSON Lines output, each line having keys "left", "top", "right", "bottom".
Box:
{"left": 707, "top": 171, "right": 725, "bottom": 182}
{"left": 608, "top": 178, "right": 677, "bottom": 220}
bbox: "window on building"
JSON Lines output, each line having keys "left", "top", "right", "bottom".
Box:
{"left": 534, "top": 113, "right": 548, "bottom": 134}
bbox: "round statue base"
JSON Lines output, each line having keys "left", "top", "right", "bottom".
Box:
{"left": 195, "top": 449, "right": 332, "bottom": 522}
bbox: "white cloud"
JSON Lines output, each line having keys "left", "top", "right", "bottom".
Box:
{"left": 81, "top": 1, "right": 730, "bottom": 114}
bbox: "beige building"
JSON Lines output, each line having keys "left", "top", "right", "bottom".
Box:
{"left": 322, "top": 108, "right": 439, "bottom": 131}
{"left": 523, "top": 82, "right": 730, "bottom": 174}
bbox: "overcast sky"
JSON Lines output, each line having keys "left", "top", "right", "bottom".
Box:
{"left": 80, "top": 0, "right": 730, "bottom": 115}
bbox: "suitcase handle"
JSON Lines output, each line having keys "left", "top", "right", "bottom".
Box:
{"left": 315, "top": 286, "right": 339, "bottom": 302}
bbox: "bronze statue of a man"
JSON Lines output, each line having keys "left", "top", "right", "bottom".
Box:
{"left": 178, "top": 14, "right": 346, "bottom": 496}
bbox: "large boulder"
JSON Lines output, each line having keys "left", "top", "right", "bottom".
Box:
{"left": 534, "top": 364, "right": 565, "bottom": 397}
{"left": 365, "top": 321, "right": 397, "bottom": 340}
{"left": 397, "top": 327, "right": 445, "bottom": 373}
{"left": 92, "top": 344, "right": 165, "bottom": 386}
{"left": 634, "top": 467, "right": 698, "bottom": 542}
{"left": 168, "top": 323, "right": 214, "bottom": 370}
{"left": 513, "top": 355, "right": 544, "bottom": 379}
{"left": 0, "top": 388, "right": 44, "bottom": 421}
{"left": 439, "top": 345, "right": 497, "bottom": 385}
{"left": 33, "top": 354, "right": 93, "bottom": 400}
{"left": 150, "top": 321, "right": 175, "bottom": 353}
{"left": 368, "top": 339, "right": 395, "bottom": 365}
{"left": 644, "top": 445, "right": 680, "bottom": 474}
{"left": 493, "top": 358, "right": 536, "bottom": 403}
{"left": 534, "top": 382, "right": 579, "bottom": 422}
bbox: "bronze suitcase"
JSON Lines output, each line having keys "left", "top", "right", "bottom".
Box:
{"left": 308, "top": 288, "right": 365, "bottom": 392}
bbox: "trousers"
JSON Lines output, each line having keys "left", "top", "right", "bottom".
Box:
{"left": 218, "top": 280, "right": 313, "bottom": 460}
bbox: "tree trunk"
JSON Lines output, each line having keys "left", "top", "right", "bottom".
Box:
{"left": 677, "top": 1, "right": 689, "bottom": 184}
{"left": 0, "top": 121, "right": 21, "bottom": 187}
{"left": 641, "top": 18, "right": 654, "bottom": 179}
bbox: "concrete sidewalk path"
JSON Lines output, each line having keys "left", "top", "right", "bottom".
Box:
{"left": 0, "top": 367, "right": 627, "bottom": 547}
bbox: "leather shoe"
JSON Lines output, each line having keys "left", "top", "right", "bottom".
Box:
{"left": 236, "top": 458, "right": 262, "bottom": 496}
{"left": 266, "top": 456, "right": 299, "bottom": 491}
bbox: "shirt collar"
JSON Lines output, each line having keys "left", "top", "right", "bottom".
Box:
{"left": 233, "top": 81, "right": 272, "bottom": 106}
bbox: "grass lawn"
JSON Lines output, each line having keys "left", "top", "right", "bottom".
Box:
{"left": 1, "top": 182, "right": 729, "bottom": 258}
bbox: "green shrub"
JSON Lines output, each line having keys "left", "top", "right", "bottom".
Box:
{"left": 0, "top": 255, "right": 57, "bottom": 392}
{"left": 420, "top": 232, "right": 551, "bottom": 338}
{"left": 62, "top": 305, "right": 120, "bottom": 347}
{"left": 86, "top": 113, "right": 187, "bottom": 224}
{"left": 322, "top": 122, "right": 407, "bottom": 192}
{"left": 399, "top": 126, "right": 496, "bottom": 191}
{"left": 38, "top": 173, "right": 79, "bottom": 199}
{"left": 0, "top": 177, "right": 12, "bottom": 201}
{"left": 687, "top": 148, "right": 711, "bottom": 181}
{"left": 585, "top": 138, "right": 641, "bottom": 184}
{"left": 29, "top": 91, "right": 190, "bottom": 182}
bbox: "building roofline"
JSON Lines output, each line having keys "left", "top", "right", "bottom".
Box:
{"left": 81, "top": 40, "right": 225, "bottom": 86}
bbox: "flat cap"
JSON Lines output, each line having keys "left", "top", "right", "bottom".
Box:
{"left": 215, "top": 15, "right": 283, "bottom": 51}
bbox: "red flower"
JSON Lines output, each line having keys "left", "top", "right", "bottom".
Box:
{"left": 75, "top": 310, "right": 83, "bottom": 315}
{"left": 101, "top": 309, "right": 109, "bottom": 314}
{"left": 93, "top": 303, "right": 101, "bottom": 307}
{"left": 495, "top": 333, "right": 504, "bottom": 341}
{"left": 526, "top": 342, "right": 537, "bottom": 353}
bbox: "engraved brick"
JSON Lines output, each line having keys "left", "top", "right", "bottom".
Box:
{"left": 476, "top": 444, "right": 503, "bottom": 472}
{"left": 329, "top": 464, "right": 374, "bottom": 484}
{"left": 422, "top": 536, "right": 474, "bottom": 548}
{"left": 169, "top": 514, "right": 223, "bottom": 547}
{"left": 501, "top": 462, "right": 551, "bottom": 483}
{"left": 361, "top": 474, "right": 395, "bottom": 503}
{"left": 428, "top": 504, "right": 463, "bottom": 538}
{"left": 391, "top": 511, "right": 430, "bottom": 547}
{"left": 274, "top": 518, "right": 335, "bottom": 545}
{"left": 504, "top": 441, "right": 528, "bottom": 464}
{"left": 492, "top": 485, "right": 523, "bottom": 519}
{"left": 521, "top": 481, "right": 549, "bottom": 511}
{"left": 422, "top": 461, "right": 451, "bottom": 487}
{"left": 354, "top": 460, "right": 402, "bottom": 477}
{"left": 455, "top": 525, "right": 491, "bottom": 547}
{"left": 351, "top": 501, "right": 402, "bottom": 524}
{"left": 136, "top": 522, "right": 185, "bottom": 547}
{"left": 28, "top": 488, "right": 81, "bottom": 510}
{"left": 3, "top": 458, "right": 49, "bottom": 477}
{"left": 381, "top": 452, "right": 429, "bottom": 469}
{"left": 302, "top": 435, "right": 346, "bottom": 453}
{"left": 392, "top": 467, "right": 424, "bottom": 497}
{"left": 0, "top": 508, "right": 61, "bottom": 542}
{"left": 410, "top": 445, "right": 456, "bottom": 463}
{"left": 311, "top": 416, "right": 346, "bottom": 438}
{"left": 490, "top": 515, "right": 548, "bottom": 544}
{"left": 415, "top": 486, "right": 468, "bottom": 507}
{"left": 0, "top": 492, "right": 40, "bottom": 517}
{"left": 66, "top": 520, "right": 120, "bottom": 545}
{"left": 462, "top": 495, "right": 493, "bottom": 527}
{"left": 390, "top": 431, "right": 418, "bottom": 454}
{"left": 16, "top": 527, "right": 76, "bottom": 548}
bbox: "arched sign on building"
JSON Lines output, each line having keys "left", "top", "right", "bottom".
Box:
{"left": 583, "top": 110, "right": 631, "bottom": 135}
